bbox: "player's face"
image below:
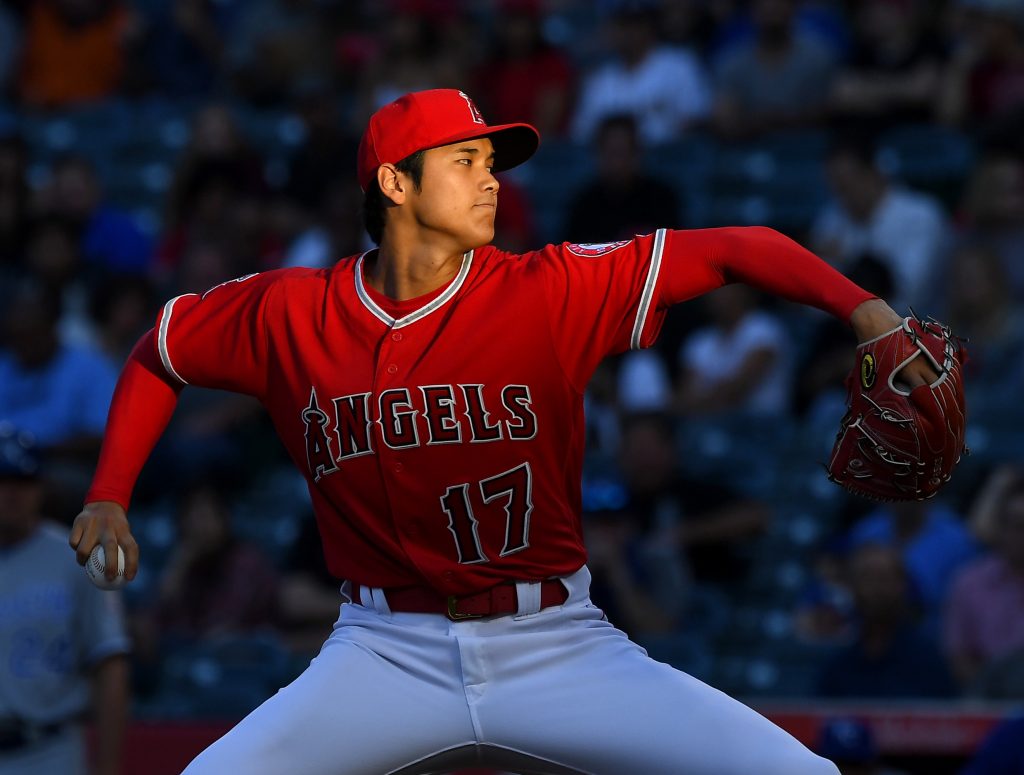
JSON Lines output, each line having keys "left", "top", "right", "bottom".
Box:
{"left": 407, "top": 137, "right": 500, "bottom": 251}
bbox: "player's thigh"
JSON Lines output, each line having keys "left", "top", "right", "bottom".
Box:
{"left": 481, "top": 618, "right": 837, "bottom": 775}
{"left": 182, "top": 616, "right": 476, "bottom": 775}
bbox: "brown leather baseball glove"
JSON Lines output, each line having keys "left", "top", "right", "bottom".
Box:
{"left": 826, "top": 315, "right": 968, "bottom": 501}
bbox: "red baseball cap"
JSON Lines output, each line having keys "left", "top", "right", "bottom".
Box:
{"left": 357, "top": 89, "right": 540, "bottom": 191}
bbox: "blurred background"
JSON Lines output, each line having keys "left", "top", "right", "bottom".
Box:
{"left": 1, "top": 0, "right": 1024, "bottom": 773}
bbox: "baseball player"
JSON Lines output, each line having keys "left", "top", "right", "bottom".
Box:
{"left": 0, "top": 425, "right": 130, "bottom": 775}
{"left": 70, "top": 89, "right": 938, "bottom": 774}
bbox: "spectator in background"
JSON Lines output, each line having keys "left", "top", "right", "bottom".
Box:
{"left": 571, "top": 2, "right": 711, "bottom": 146}
{"left": 0, "top": 134, "right": 28, "bottom": 271}
{"left": 944, "top": 477, "right": 1024, "bottom": 690}
{"left": 584, "top": 504, "right": 686, "bottom": 640}
{"left": 564, "top": 113, "right": 681, "bottom": 243}
{"left": 817, "top": 543, "right": 957, "bottom": 699}
{"left": 88, "top": 274, "right": 159, "bottom": 363}
{"left": 828, "top": 0, "right": 944, "bottom": 134}
{"left": 938, "top": 0, "right": 1024, "bottom": 128}
{"left": 285, "top": 81, "right": 358, "bottom": 215}
{"left": 793, "top": 537, "right": 856, "bottom": 645}
{"left": 473, "top": 0, "right": 573, "bottom": 138}
{"left": 0, "top": 426, "right": 131, "bottom": 775}
{"left": 0, "top": 281, "right": 118, "bottom": 514}
{"left": 676, "top": 285, "right": 791, "bottom": 417}
{"left": 141, "top": 0, "right": 225, "bottom": 98}
{"left": 160, "top": 106, "right": 269, "bottom": 274}
{"left": 163, "top": 104, "right": 266, "bottom": 233}
{"left": 18, "top": 0, "right": 139, "bottom": 108}
{"left": 846, "top": 500, "right": 979, "bottom": 631}
{"left": 944, "top": 242, "right": 1024, "bottom": 397}
{"left": 353, "top": 9, "right": 460, "bottom": 127}
{"left": 278, "top": 513, "right": 342, "bottom": 657}
{"left": 956, "top": 152, "right": 1024, "bottom": 299}
{"left": 277, "top": 180, "right": 366, "bottom": 270}
{"left": 658, "top": 0, "right": 721, "bottom": 58}
{"left": 23, "top": 215, "right": 96, "bottom": 348}
{"left": 712, "top": 0, "right": 838, "bottom": 138}
{"left": 616, "top": 412, "right": 768, "bottom": 589}
{"left": 39, "top": 155, "right": 154, "bottom": 276}
{"left": 811, "top": 133, "right": 948, "bottom": 311}
{"left": 225, "top": 0, "right": 331, "bottom": 106}
{"left": 153, "top": 484, "right": 280, "bottom": 640}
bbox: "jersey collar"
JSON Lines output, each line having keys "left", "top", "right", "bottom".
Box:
{"left": 354, "top": 249, "right": 474, "bottom": 329}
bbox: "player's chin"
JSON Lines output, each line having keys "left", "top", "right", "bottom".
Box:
{"left": 465, "top": 218, "right": 496, "bottom": 248}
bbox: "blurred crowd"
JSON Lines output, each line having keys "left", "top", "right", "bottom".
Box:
{"left": 2, "top": 0, "right": 1024, "bottom": 771}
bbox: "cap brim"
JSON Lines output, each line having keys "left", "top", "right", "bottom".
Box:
{"left": 423, "top": 122, "right": 540, "bottom": 174}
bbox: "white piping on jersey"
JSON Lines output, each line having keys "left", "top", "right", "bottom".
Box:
{"left": 354, "top": 250, "right": 474, "bottom": 329}
{"left": 157, "top": 294, "right": 196, "bottom": 385}
{"left": 630, "top": 228, "right": 667, "bottom": 350}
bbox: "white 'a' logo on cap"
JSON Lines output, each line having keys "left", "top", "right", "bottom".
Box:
{"left": 458, "top": 91, "right": 485, "bottom": 125}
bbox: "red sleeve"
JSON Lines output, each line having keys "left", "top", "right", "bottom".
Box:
{"left": 658, "top": 227, "right": 876, "bottom": 321}
{"left": 84, "top": 330, "right": 182, "bottom": 510}
{"left": 535, "top": 232, "right": 670, "bottom": 391}
{"left": 155, "top": 271, "right": 281, "bottom": 396}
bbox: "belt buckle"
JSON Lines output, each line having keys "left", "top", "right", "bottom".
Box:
{"left": 446, "top": 594, "right": 484, "bottom": 621}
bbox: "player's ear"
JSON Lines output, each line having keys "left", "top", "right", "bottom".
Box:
{"left": 378, "top": 164, "right": 407, "bottom": 205}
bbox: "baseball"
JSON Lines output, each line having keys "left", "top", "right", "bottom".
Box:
{"left": 85, "top": 545, "right": 127, "bottom": 590}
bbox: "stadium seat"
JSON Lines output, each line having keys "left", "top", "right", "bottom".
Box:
{"left": 877, "top": 124, "right": 974, "bottom": 208}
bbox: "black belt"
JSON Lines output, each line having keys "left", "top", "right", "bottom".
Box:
{"left": 0, "top": 717, "right": 66, "bottom": 753}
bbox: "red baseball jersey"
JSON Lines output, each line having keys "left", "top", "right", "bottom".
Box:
{"left": 154, "top": 231, "right": 671, "bottom": 594}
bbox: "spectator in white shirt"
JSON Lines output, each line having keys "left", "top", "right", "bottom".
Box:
{"left": 811, "top": 134, "right": 949, "bottom": 311}
{"left": 676, "top": 285, "right": 791, "bottom": 416}
{"left": 571, "top": 4, "right": 711, "bottom": 146}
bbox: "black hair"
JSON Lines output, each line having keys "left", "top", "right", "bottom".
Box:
{"left": 826, "top": 131, "right": 879, "bottom": 169}
{"left": 361, "top": 150, "right": 425, "bottom": 245}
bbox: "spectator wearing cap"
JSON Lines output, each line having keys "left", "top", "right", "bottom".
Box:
{"left": 0, "top": 425, "right": 130, "bottom": 775}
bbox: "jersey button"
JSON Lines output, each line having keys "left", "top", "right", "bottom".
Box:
{"left": 386, "top": 364, "right": 398, "bottom": 375}
{"left": 391, "top": 332, "right": 403, "bottom": 342}
{"left": 443, "top": 571, "right": 454, "bottom": 581}
{"left": 393, "top": 462, "right": 403, "bottom": 473}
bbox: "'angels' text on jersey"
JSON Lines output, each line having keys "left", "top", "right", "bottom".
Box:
{"left": 302, "top": 383, "right": 538, "bottom": 481}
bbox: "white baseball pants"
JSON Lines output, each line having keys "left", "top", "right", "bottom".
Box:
{"left": 182, "top": 566, "right": 838, "bottom": 775}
